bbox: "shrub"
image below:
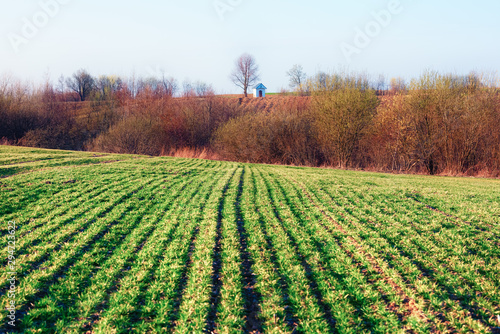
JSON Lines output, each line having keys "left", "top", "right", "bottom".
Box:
{"left": 369, "top": 71, "right": 500, "bottom": 175}
{"left": 88, "top": 115, "right": 167, "bottom": 156}
{"left": 310, "top": 75, "right": 379, "bottom": 168}
{"left": 213, "top": 108, "right": 320, "bottom": 165}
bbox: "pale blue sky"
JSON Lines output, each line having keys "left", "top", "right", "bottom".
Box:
{"left": 1, "top": 0, "right": 499, "bottom": 93}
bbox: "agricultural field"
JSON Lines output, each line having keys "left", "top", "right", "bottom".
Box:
{"left": 1, "top": 146, "right": 499, "bottom": 333}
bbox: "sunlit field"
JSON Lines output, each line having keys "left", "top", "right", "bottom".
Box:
{"left": 1, "top": 146, "right": 499, "bottom": 333}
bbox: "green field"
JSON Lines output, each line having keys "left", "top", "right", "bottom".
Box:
{"left": 1, "top": 146, "right": 499, "bottom": 333}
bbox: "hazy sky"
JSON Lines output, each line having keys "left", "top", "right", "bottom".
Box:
{"left": 1, "top": 0, "right": 499, "bottom": 93}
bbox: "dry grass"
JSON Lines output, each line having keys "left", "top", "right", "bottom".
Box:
{"left": 161, "top": 147, "right": 220, "bottom": 161}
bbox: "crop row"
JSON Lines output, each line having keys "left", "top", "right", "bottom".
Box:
{"left": 0, "top": 158, "right": 222, "bottom": 331}
{"left": 1, "top": 151, "right": 498, "bottom": 333}
{"left": 270, "top": 166, "right": 499, "bottom": 332}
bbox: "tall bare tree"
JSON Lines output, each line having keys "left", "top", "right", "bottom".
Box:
{"left": 287, "top": 64, "right": 306, "bottom": 91}
{"left": 160, "top": 73, "right": 178, "bottom": 97}
{"left": 66, "top": 69, "right": 95, "bottom": 101}
{"left": 230, "top": 53, "right": 259, "bottom": 98}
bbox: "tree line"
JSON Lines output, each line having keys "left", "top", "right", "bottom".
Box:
{"left": 1, "top": 69, "right": 499, "bottom": 177}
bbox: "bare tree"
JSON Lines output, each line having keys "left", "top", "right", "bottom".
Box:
{"left": 66, "top": 69, "right": 95, "bottom": 101}
{"left": 389, "top": 77, "right": 406, "bottom": 93}
{"left": 56, "top": 75, "right": 65, "bottom": 95}
{"left": 375, "top": 74, "right": 386, "bottom": 92}
{"left": 160, "top": 72, "right": 178, "bottom": 97}
{"left": 230, "top": 53, "right": 260, "bottom": 98}
{"left": 194, "top": 81, "right": 214, "bottom": 97}
{"left": 287, "top": 64, "right": 306, "bottom": 91}
{"left": 315, "top": 71, "right": 328, "bottom": 90}
{"left": 180, "top": 80, "right": 214, "bottom": 97}
{"left": 182, "top": 80, "right": 195, "bottom": 97}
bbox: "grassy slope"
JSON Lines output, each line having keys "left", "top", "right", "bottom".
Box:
{"left": 1, "top": 146, "right": 499, "bottom": 333}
